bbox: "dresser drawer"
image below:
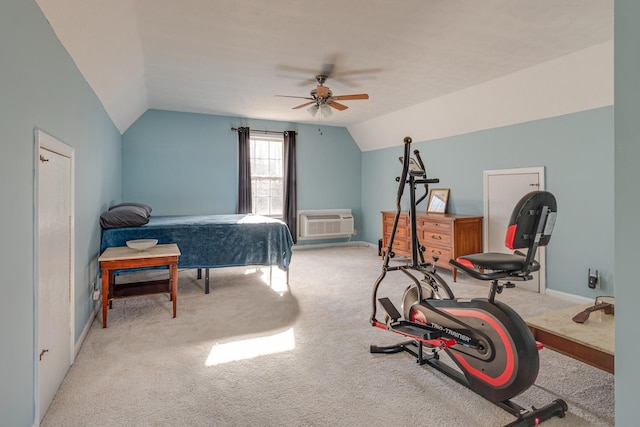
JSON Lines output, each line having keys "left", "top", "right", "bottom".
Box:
{"left": 419, "top": 229, "right": 452, "bottom": 246}
{"left": 423, "top": 245, "right": 452, "bottom": 263}
{"left": 381, "top": 212, "right": 411, "bottom": 257}
{"left": 383, "top": 221, "right": 408, "bottom": 239}
{"left": 384, "top": 213, "right": 408, "bottom": 227}
{"left": 390, "top": 238, "right": 410, "bottom": 252}
{"left": 421, "top": 218, "right": 453, "bottom": 233}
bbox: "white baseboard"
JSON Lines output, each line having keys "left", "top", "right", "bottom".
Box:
{"left": 74, "top": 302, "right": 99, "bottom": 358}
{"left": 544, "top": 288, "right": 593, "bottom": 304}
{"left": 293, "top": 240, "right": 373, "bottom": 250}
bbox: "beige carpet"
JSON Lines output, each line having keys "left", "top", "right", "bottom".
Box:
{"left": 42, "top": 245, "right": 614, "bottom": 426}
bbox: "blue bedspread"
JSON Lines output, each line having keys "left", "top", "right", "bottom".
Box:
{"left": 100, "top": 214, "right": 293, "bottom": 270}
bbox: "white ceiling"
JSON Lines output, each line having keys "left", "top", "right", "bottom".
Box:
{"left": 36, "top": 0, "right": 613, "bottom": 150}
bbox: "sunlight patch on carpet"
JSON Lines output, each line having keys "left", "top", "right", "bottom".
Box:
{"left": 244, "top": 267, "right": 289, "bottom": 293}
{"left": 205, "top": 328, "right": 295, "bottom": 366}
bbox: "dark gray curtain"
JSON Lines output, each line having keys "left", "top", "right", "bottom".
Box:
{"left": 283, "top": 131, "right": 298, "bottom": 242}
{"left": 237, "top": 127, "right": 252, "bottom": 214}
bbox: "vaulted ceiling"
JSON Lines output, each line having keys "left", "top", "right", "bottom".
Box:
{"left": 36, "top": 1, "right": 613, "bottom": 150}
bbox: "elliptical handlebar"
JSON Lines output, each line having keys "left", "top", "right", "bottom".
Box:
{"left": 380, "top": 137, "right": 414, "bottom": 266}
{"left": 382, "top": 136, "right": 441, "bottom": 268}
{"left": 394, "top": 137, "right": 413, "bottom": 210}
{"left": 397, "top": 139, "right": 439, "bottom": 207}
{"left": 414, "top": 149, "right": 438, "bottom": 205}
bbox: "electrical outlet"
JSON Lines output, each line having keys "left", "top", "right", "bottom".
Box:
{"left": 92, "top": 279, "right": 100, "bottom": 300}
{"left": 588, "top": 269, "right": 599, "bottom": 289}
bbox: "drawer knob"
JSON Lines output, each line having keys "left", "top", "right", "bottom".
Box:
{"left": 432, "top": 235, "right": 441, "bottom": 240}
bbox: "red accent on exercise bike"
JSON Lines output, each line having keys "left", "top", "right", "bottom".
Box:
{"left": 455, "top": 258, "right": 474, "bottom": 269}
{"left": 411, "top": 310, "right": 427, "bottom": 324}
{"left": 505, "top": 224, "right": 517, "bottom": 250}
{"left": 446, "top": 308, "right": 515, "bottom": 388}
{"left": 372, "top": 319, "right": 455, "bottom": 349}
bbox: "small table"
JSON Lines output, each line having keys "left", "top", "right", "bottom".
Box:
{"left": 98, "top": 244, "right": 181, "bottom": 328}
{"left": 527, "top": 303, "right": 614, "bottom": 374}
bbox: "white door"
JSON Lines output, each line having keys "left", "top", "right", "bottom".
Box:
{"left": 37, "top": 133, "right": 74, "bottom": 423}
{"left": 484, "top": 168, "right": 544, "bottom": 292}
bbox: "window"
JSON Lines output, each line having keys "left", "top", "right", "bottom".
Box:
{"left": 250, "top": 135, "right": 283, "bottom": 217}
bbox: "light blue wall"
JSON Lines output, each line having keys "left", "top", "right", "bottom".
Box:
{"left": 0, "top": 1, "right": 122, "bottom": 425}
{"left": 361, "top": 107, "right": 614, "bottom": 299}
{"left": 122, "top": 110, "right": 362, "bottom": 242}
{"left": 124, "top": 108, "right": 614, "bottom": 295}
{"left": 1, "top": 1, "right": 627, "bottom": 424}
{"left": 614, "top": 1, "right": 640, "bottom": 424}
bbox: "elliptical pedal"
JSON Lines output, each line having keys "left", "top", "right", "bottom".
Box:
{"left": 378, "top": 297, "right": 441, "bottom": 340}
{"left": 378, "top": 297, "right": 402, "bottom": 321}
{"left": 392, "top": 322, "right": 441, "bottom": 340}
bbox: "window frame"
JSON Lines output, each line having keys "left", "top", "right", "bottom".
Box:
{"left": 249, "top": 134, "right": 284, "bottom": 218}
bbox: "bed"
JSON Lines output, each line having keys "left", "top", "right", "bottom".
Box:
{"left": 100, "top": 214, "right": 294, "bottom": 293}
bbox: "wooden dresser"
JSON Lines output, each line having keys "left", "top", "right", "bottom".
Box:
{"left": 381, "top": 211, "right": 483, "bottom": 281}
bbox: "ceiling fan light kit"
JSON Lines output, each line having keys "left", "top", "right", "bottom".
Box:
{"left": 307, "top": 104, "right": 332, "bottom": 118}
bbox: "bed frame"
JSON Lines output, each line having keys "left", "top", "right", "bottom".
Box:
{"left": 100, "top": 214, "right": 294, "bottom": 294}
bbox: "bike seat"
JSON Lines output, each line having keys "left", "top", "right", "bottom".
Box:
{"left": 450, "top": 191, "right": 557, "bottom": 282}
{"left": 455, "top": 252, "right": 538, "bottom": 274}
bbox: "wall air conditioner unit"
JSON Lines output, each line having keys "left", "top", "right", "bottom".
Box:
{"left": 298, "top": 209, "right": 355, "bottom": 239}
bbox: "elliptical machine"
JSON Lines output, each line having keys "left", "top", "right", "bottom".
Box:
{"left": 370, "top": 136, "right": 567, "bottom": 427}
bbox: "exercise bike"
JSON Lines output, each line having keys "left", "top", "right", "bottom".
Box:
{"left": 370, "top": 137, "right": 567, "bottom": 427}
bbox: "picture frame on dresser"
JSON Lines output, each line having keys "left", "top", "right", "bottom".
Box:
{"left": 427, "top": 188, "right": 450, "bottom": 213}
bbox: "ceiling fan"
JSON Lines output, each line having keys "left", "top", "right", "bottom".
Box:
{"left": 276, "top": 74, "right": 369, "bottom": 117}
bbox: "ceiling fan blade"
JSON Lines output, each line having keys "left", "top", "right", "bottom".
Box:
{"left": 277, "top": 64, "right": 317, "bottom": 74}
{"left": 332, "top": 94, "right": 369, "bottom": 101}
{"left": 328, "top": 101, "right": 349, "bottom": 111}
{"left": 321, "top": 63, "right": 335, "bottom": 77}
{"left": 292, "top": 101, "right": 316, "bottom": 110}
{"left": 277, "top": 64, "right": 321, "bottom": 82}
{"left": 331, "top": 68, "right": 383, "bottom": 87}
{"left": 334, "top": 67, "right": 384, "bottom": 78}
{"left": 275, "top": 95, "right": 313, "bottom": 100}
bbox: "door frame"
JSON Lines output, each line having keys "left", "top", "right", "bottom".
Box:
{"left": 34, "top": 129, "right": 75, "bottom": 424}
{"left": 483, "top": 167, "right": 546, "bottom": 292}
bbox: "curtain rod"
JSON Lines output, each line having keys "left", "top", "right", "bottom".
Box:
{"left": 231, "top": 127, "right": 297, "bottom": 136}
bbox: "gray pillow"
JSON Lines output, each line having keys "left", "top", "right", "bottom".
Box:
{"left": 100, "top": 205, "right": 150, "bottom": 229}
{"left": 109, "top": 202, "right": 152, "bottom": 216}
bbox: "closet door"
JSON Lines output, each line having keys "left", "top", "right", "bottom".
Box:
{"left": 37, "top": 133, "right": 73, "bottom": 422}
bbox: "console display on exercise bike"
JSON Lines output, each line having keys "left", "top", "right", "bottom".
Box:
{"left": 370, "top": 136, "right": 566, "bottom": 427}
